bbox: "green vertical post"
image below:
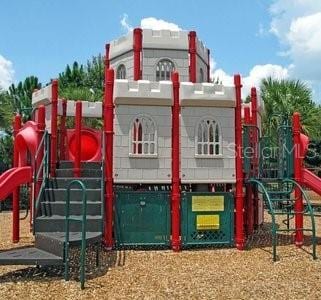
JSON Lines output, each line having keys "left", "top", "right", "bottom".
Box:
{"left": 64, "top": 180, "right": 87, "bottom": 289}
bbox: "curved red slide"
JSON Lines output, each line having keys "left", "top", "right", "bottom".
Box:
{"left": 0, "top": 167, "right": 32, "bottom": 201}
{"left": 302, "top": 168, "right": 321, "bottom": 196}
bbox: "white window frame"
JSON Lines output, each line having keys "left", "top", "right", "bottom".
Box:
{"left": 116, "top": 64, "right": 126, "bottom": 79}
{"left": 155, "top": 58, "right": 175, "bottom": 81}
{"left": 195, "top": 117, "right": 222, "bottom": 158}
{"left": 129, "top": 115, "right": 158, "bottom": 158}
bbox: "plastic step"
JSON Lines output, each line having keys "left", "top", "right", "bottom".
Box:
{"left": 45, "top": 188, "right": 101, "bottom": 202}
{"left": 42, "top": 201, "right": 101, "bottom": 216}
{"left": 0, "top": 247, "right": 62, "bottom": 266}
{"left": 34, "top": 215, "right": 102, "bottom": 232}
{"left": 55, "top": 168, "right": 102, "bottom": 178}
{"left": 35, "top": 232, "right": 102, "bottom": 257}
{"left": 48, "top": 178, "right": 101, "bottom": 189}
{"left": 58, "top": 161, "right": 101, "bottom": 170}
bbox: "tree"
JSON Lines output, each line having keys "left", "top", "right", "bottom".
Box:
{"left": 0, "top": 90, "right": 13, "bottom": 129}
{"left": 8, "top": 76, "right": 41, "bottom": 122}
{"left": 58, "top": 56, "right": 104, "bottom": 102}
{"left": 260, "top": 77, "right": 321, "bottom": 140}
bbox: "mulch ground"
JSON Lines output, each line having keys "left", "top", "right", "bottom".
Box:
{"left": 1, "top": 211, "right": 321, "bottom": 300}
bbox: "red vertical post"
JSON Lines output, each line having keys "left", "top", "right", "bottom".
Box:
{"left": 105, "top": 43, "right": 110, "bottom": 70}
{"left": 104, "top": 67, "right": 115, "bottom": 248}
{"left": 293, "top": 112, "right": 303, "bottom": 247}
{"left": 234, "top": 74, "right": 245, "bottom": 250}
{"left": 251, "top": 87, "right": 260, "bottom": 229}
{"left": 74, "top": 101, "right": 82, "bottom": 177}
{"left": 33, "top": 105, "right": 45, "bottom": 227}
{"left": 244, "top": 107, "right": 253, "bottom": 235}
{"left": 50, "top": 79, "right": 58, "bottom": 177}
{"left": 59, "top": 99, "right": 67, "bottom": 160}
{"left": 12, "top": 114, "right": 21, "bottom": 243}
{"left": 207, "top": 49, "right": 211, "bottom": 83}
{"left": 133, "top": 28, "right": 142, "bottom": 80}
{"left": 188, "top": 31, "right": 197, "bottom": 83}
{"left": 171, "top": 71, "right": 181, "bottom": 251}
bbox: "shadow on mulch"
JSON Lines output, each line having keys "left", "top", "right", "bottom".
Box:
{"left": 0, "top": 248, "right": 125, "bottom": 284}
{"left": 246, "top": 222, "right": 320, "bottom": 260}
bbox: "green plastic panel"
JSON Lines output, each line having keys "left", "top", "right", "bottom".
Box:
{"left": 115, "top": 191, "right": 170, "bottom": 247}
{"left": 181, "top": 192, "right": 234, "bottom": 247}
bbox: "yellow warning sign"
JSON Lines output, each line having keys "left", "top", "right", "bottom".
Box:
{"left": 196, "top": 215, "right": 220, "bottom": 230}
{"left": 192, "top": 196, "right": 224, "bottom": 212}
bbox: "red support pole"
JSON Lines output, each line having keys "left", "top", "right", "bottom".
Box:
{"left": 188, "top": 31, "right": 197, "bottom": 83}
{"left": 171, "top": 71, "right": 181, "bottom": 251}
{"left": 74, "top": 101, "right": 82, "bottom": 178}
{"left": 33, "top": 105, "right": 45, "bottom": 228}
{"left": 234, "top": 74, "right": 245, "bottom": 250}
{"left": 50, "top": 79, "right": 58, "bottom": 177}
{"left": 105, "top": 44, "right": 110, "bottom": 70}
{"left": 59, "top": 99, "right": 67, "bottom": 160}
{"left": 251, "top": 87, "right": 260, "bottom": 229}
{"left": 207, "top": 49, "right": 211, "bottom": 83}
{"left": 12, "top": 114, "right": 22, "bottom": 243}
{"left": 244, "top": 107, "right": 253, "bottom": 235}
{"left": 104, "top": 67, "right": 115, "bottom": 248}
{"left": 293, "top": 112, "right": 304, "bottom": 247}
{"left": 133, "top": 28, "right": 142, "bottom": 81}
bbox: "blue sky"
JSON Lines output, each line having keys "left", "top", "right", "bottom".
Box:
{"left": 1, "top": 0, "right": 321, "bottom": 99}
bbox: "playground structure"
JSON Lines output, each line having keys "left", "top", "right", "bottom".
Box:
{"left": 0, "top": 28, "right": 321, "bottom": 286}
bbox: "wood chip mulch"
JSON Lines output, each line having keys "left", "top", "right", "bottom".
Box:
{"left": 1, "top": 211, "right": 321, "bottom": 300}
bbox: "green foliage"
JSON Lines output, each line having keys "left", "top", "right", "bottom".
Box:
{"left": 0, "top": 90, "right": 13, "bottom": 129}
{"left": 59, "top": 55, "right": 104, "bottom": 102}
{"left": 0, "top": 135, "right": 13, "bottom": 171}
{"left": 305, "top": 141, "right": 321, "bottom": 167}
{"left": 8, "top": 76, "right": 41, "bottom": 122}
{"left": 260, "top": 77, "right": 321, "bottom": 140}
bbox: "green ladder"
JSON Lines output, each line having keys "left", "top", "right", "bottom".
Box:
{"left": 64, "top": 180, "right": 88, "bottom": 289}
{"left": 247, "top": 178, "right": 317, "bottom": 261}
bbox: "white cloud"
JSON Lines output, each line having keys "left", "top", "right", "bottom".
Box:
{"left": 140, "top": 17, "right": 182, "bottom": 31}
{"left": 120, "top": 14, "right": 182, "bottom": 33}
{"left": 212, "top": 64, "right": 289, "bottom": 97}
{"left": 0, "top": 55, "right": 14, "bottom": 90}
{"left": 120, "top": 13, "right": 133, "bottom": 33}
{"left": 269, "top": 1, "right": 321, "bottom": 81}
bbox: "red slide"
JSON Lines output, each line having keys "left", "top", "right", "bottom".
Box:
{"left": 0, "top": 167, "right": 32, "bottom": 201}
{"left": 302, "top": 168, "right": 321, "bottom": 196}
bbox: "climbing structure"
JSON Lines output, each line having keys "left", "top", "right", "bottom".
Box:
{"left": 0, "top": 27, "right": 320, "bottom": 289}
{"left": 243, "top": 100, "right": 318, "bottom": 261}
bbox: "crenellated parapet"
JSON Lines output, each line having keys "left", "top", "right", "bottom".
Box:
{"left": 32, "top": 84, "right": 52, "bottom": 106}
{"left": 142, "top": 29, "right": 188, "bottom": 50}
{"left": 109, "top": 33, "right": 133, "bottom": 60}
{"left": 180, "top": 82, "right": 235, "bottom": 107}
{"left": 114, "top": 79, "right": 173, "bottom": 105}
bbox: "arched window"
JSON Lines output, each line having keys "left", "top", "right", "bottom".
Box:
{"left": 116, "top": 64, "right": 126, "bottom": 79}
{"left": 200, "top": 68, "right": 204, "bottom": 82}
{"left": 130, "top": 116, "right": 157, "bottom": 156}
{"left": 196, "top": 118, "right": 221, "bottom": 156}
{"left": 156, "top": 59, "right": 175, "bottom": 81}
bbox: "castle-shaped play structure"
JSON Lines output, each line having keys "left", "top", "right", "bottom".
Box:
{"left": 0, "top": 28, "right": 320, "bottom": 288}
